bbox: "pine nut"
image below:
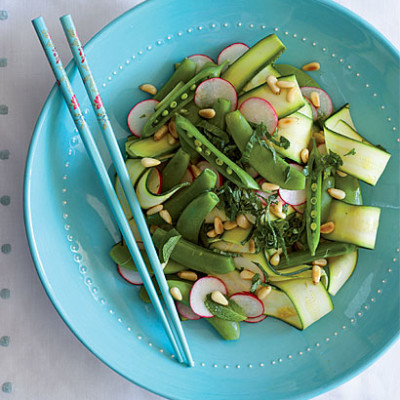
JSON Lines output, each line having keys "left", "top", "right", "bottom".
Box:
{"left": 167, "top": 133, "right": 177, "bottom": 145}
{"left": 336, "top": 170, "right": 348, "bottom": 177}
{"left": 313, "top": 131, "right": 325, "bottom": 145}
{"left": 302, "top": 62, "right": 321, "bottom": 72}
{"left": 256, "top": 285, "right": 272, "bottom": 300}
{"left": 159, "top": 209, "right": 172, "bottom": 225}
{"left": 266, "top": 75, "right": 280, "bottom": 95}
{"left": 149, "top": 225, "right": 159, "bottom": 234}
{"left": 276, "top": 80, "right": 296, "bottom": 89}
{"left": 278, "top": 117, "right": 298, "bottom": 128}
{"left": 261, "top": 182, "right": 280, "bottom": 192}
{"left": 287, "top": 86, "right": 298, "bottom": 103}
{"left": 139, "top": 83, "right": 157, "bottom": 95}
{"left": 191, "top": 164, "right": 202, "bottom": 178}
{"left": 320, "top": 221, "right": 335, "bottom": 234}
{"left": 270, "top": 200, "right": 286, "bottom": 219}
{"left": 223, "top": 221, "right": 238, "bottom": 231}
{"left": 214, "top": 216, "right": 224, "bottom": 235}
{"left": 141, "top": 157, "right": 161, "bottom": 168}
{"left": 312, "top": 265, "right": 321, "bottom": 285}
{"left": 199, "top": 108, "right": 216, "bottom": 119}
{"left": 236, "top": 214, "right": 251, "bottom": 229}
{"left": 240, "top": 269, "right": 255, "bottom": 280}
{"left": 300, "top": 148, "right": 309, "bottom": 164}
{"left": 211, "top": 290, "right": 229, "bottom": 306}
{"left": 270, "top": 251, "right": 280, "bottom": 266}
{"left": 328, "top": 188, "right": 346, "bottom": 200}
{"left": 154, "top": 125, "right": 169, "bottom": 141}
{"left": 312, "top": 259, "right": 328, "bottom": 267}
{"left": 207, "top": 229, "right": 218, "bottom": 238}
{"left": 170, "top": 286, "right": 183, "bottom": 301}
{"left": 177, "top": 270, "right": 198, "bottom": 281}
{"left": 310, "top": 91, "right": 320, "bottom": 109}
{"left": 248, "top": 238, "right": 256, "bottom": 253}
{"left": 168, "top": 119, "right": 178, "bottom": 138}
{"left": 146, "top": 204, "right": 163, "bottom": 216}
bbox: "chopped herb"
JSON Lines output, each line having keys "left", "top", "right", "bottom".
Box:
{"left": 204, "top": 294, "right": 247, "bottom": 322}
{"left": 250, "top": 273, "right": 262, "bottom": 293}
{"left": 321, "top": 150, "right": 343, "bottom": 171}
{"left": 158, "top": 229, "right": 182, "bottom": 264}
{"left": 344, "top": 148, "right": 356, "bottom": 156}
{"left": 139, "top": 114, "right": 147, "bottom": 119}
{"left": 284, "top": 166, "right": 291, "bottom": 183}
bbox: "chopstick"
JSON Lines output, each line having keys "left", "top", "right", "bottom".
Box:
{"left": 32, "top": 16, "right": 194, "bottom": 367}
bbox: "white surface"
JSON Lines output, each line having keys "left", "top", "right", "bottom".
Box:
{"left": 0, "top": 0, "right": 399, "bottom": 399}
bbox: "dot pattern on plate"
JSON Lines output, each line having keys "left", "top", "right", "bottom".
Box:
{"left": 60, "top": 22, "right": 398, "bottom": 369}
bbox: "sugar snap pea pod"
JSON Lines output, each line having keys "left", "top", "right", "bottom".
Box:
{"left": 306, "top": 139, "right": 323, "bottom": 255}
{"left": 175, "top": 114, "right": 259, "bottom": 190}
{"left": 154, "top": 58, "right": 197, "bottom": 101}
{"left": 176, "top": 191, "right": 220, "bottom": 243}
{"left": 196, "top": 119, "right": 229, "bottom": 142}
{"left": 147, "top": 168, "right": 217, "bottom": 225}
{"left": 276, "top": 241, "right": 356, "bottom": 270}
{"left": 180, "top": 101, "right": 201, "bottom": 126}
{"left": 110, "top": 243, "right": 152, "bottom": 271}
{"left": 335, "top": 174, "right": 363, "bottom": 205}
{"left": 142, "top": 62, "right": 228, "bottom": 137}
{"left": 225, "top": 110, "right": 305, "bottom": 189}
{"left": 152, "top": 228, "right": 235, "bottom": 274}
{"left": 209, "top": 98, "right": 232, "bottom": 131}
{"left": 320, "top": 172, "right": 335, "bottom": 223}
{"left": 154, "top": 81, "right": 185, "bottom": 110}
{"left": 207, "top": 317, "right": 240, "bottom": 340}
{"left": 162, "top": 148, "right": 190, "bottom": 191}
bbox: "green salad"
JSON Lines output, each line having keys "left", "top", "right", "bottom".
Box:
{"left": 110, "top": 33, "right": 391, "bottom": 340}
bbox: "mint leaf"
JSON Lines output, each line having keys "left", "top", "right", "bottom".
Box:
{"left": 250, "top": 273, "right": 262, "bottom": 293}
{"left": 204, "top": 294, "right": 247, "bottom": 322}
{"left": 158, "top": 228, "right": 182, "bottom": 264}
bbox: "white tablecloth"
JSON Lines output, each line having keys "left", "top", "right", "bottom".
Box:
{"left": 1, "top": 0, "right": 399, "bottom": 399}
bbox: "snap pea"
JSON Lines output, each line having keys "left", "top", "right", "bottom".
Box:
{"left": 209, "top": 98, "right": 232, "bottom": 131}
{"left": 196, "top": 119, "right": 229, "bottom": 142}
{"left": 147, "top": 168, "right": 217, "bottom": 225}
{"left": 335, "top": 174, "right": 363, "bottom": 205}
{"left": 110, "top": 242, "right": 151, "bottom": 271}
{"left": 154, "top": 58, "right": 197, "bottom": 101}
{"left": 306, "top": 139, "right": 323, "bottom": 256}
{"left": 161, "top": 148, "right": 190, "bottom": 191}
{"left": 320, "top": 172, "right": 335, "bottom": 223}
{"left": 154, "top": 81, "right": 185, "bottom": 110}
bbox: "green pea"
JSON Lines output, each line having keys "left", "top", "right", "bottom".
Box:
{"left": 310, "top": 197, "right": 317, "bottom": 205}
{"left": 187, "top": 132, "right": 194, "bottom": 138}
{"left": 161, "top": 110, "right": 169, "bottom": 117}
{"left": 226, "top": 167, "right": 233, "bottom": 175}
{"left": 311, "top": 210, "right": 317, "bottom": 218}
{"left": 170, "top": 101, "right": 177, "bottom": 109}
{"left": 216, "top": 158, "right": 223, "bottom": 166}
{"left": 310, "top": 222, "right": 317, "bottom": 231}
{"left": 196, "top": 146, "right": 202, "bottom": 153}
{"left": 311, "top": 183, "right": 318, "bottom": 191}
{"left": 190, "top": 84, "right": 196, "bottom": 91}
{"left": 181, "top": 93, "right": 188, "bottom": 100}
{"left": 205, "top": 149, "right": 211, "bottom": 156}
{"left": 194, "top": 140, "right": 202, "bottom": 147}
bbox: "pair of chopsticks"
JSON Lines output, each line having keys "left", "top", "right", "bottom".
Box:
{"left": 32, "top": 15, "right": 194, "bottom": 367}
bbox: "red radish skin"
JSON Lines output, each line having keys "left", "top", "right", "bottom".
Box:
{"left": 176, "top": 302, "right": 201, "bottom": 320}
{"left": 194, "top": 78, "right": 238, "bottom": 111}
{"left": 245, "top": 314, "right": 267, "bottom": 323}
{"left": 127, "top": 99, "right": 159, "bottom": 138}
{"left": 117, "top": 265, "right": 143, "bottom": 285}
{"left": 181, "top": 168, "right": 194, "bottom": 184}
{"left": 197, "top": 161, "right": 223, "bottom": 187}
{"left": 305, "top": 97, "right": 318, "bottom": 121}
{"left": 189, "top": 277, "right": 228, "bottom": 318}
{"left": 300, "top": 87, "right": 333, "bottom": 118}
{"left": 239, "top": 97, "right": 278, "bottom": 135}
{"left": 217, "top": 43, "right": 249, "bottom": 67}
{"left": 230, "top": 292, "right": 264, "bottom": 318}
{"left": 147, "top": 168, "right": 162, "bottom": 194}
{"left": 188, "top": 54, "right": 214, "bottom": 73}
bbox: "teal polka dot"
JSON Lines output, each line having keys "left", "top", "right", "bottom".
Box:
{"left": 1, "top": 244, "right": 11, "bottom": 254}
{"left": 0, "top": 58, "right": 7, "bottom": 67}
{"left": 0, "top": 105, "right": 8, "bottom": 114}
{"left": 0, "top": 10, "right": 8, "bottom": 20}
{"left": 0, "top": 150, "right": 10, "bottom": 159}
{"left": 2, "top": 382, "right": 12, "bottom": 393}
{"left": 0, "top": 195, "right": 10, "bottom": 206}
{"left": 0, "top": 288, "right": 10, "bottom": 299}
{"left": 0, "top": 336, "right": 10, "bottom": 347}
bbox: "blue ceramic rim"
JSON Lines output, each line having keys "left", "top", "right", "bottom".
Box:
{"left": 24, "top": 1, "right": 400, "bottom": 399}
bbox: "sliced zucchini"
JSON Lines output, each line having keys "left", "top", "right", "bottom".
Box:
{"left": 221, "top": 227, "right": 252, "bottom": 245}
{"left": 323, "top": 199, "right": 381, "bottom": 249}
{"left": 242, "top": 64, "right": 280, "bottom": 92}
{"left": 327, "top": 250, "right": 358, "bottom": 295}
{"left": 205, "top": 207, "right": 228, "bottom": 223}
{"left": 272, "top": 278, "right": 333, "bottom": 329}
{"left": 275, "top": 63, "right": 320, "bottom": 88}
{"left": 222, "top": 34, "right": 286, "bottom": 92}
{"left": 210, "top": 240, "right": 253, "bottom": 254}
{"left": 126, "top": 134, "right": 179, "bottom": 158}
{"left": 332, "top": 120, "right": 366, "bottom": 142}
{"left": 324, "top": 103, "right": 356, "bottom": 131}
{"left": 297, "top": 101, "right": 313, "bottom": 119}
{"left": 238, "top": 75, "right": 305, "bottom": 118}
{"left": 324, "top": 126, "right": 391, "bottom": 185}
{"left": 272, "top": 112, "right": 313, "bottom": 163}
{"left": 136, "top": 168, "right": 188, "bottom": 209}
{"left": 268, "top": 267, "right": 329, "bottom": 290}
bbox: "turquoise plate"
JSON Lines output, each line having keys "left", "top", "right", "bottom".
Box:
{"left": 24, "top": 0, "right": 399, "bottom": 399}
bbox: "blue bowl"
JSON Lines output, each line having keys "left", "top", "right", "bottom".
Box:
{"left": 24, "top": 0, "right": 400, "bottom": 399}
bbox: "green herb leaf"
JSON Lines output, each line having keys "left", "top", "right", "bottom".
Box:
{"left": 250, "top": 273, "right": 262, "bottom": 293}
{"left": 284, "top": 166, "right": 291, "bottom": 183}
{"left": 158, "top": 230, "right": 182, "bottom": 264}
{"left": 321, "top": 150, "right": 343, "bottom": 170}
{"left": 204, "top": 294, "right": 247, "bottom": 322}
{"left": 344, "top": 148, "right": 356, "bottom": 156}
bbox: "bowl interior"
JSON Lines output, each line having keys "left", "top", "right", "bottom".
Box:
{"left": 25, "top": 1, "right": 400, "bottom": 399}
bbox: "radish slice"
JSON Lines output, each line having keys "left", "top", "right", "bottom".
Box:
{"left": 255, "top": 177, "right": 277, "bottom": 206}
{"left": 279, "top": 188, "right": 306, "bottom": 206}
{"left": 194, "top": 78, "right": 238, "bottom": 111}
{"left": 239, "top": 97, "right": 278, "bottom": 135}
{"left": 127, "top": 99, "right": 159, "bottom": 138}
{"left": 197, "top": 161, "right": 223, "bottom": 187}
{"left": 176, "top": 302, "right": 201, "bottom": 320}
{"left": 117, "top": 265, "right": 143, "bottom": 285}
{"left": 230, "top": 292, "right": 264, "bottom": 318}
{"left": 181, "top": 168, "right": 194, "bottom": 184}
{"left": 305, "top": 97, "right": 318, "bottom": 121}
{"left": 188, "top": 54, "right": 214, "bottom": 73}
{"left": 233, "top": 257, "right": 266, "bottom": 283}
{"left": 147, "top": 168, "right": 162, "bottom": 194}
{"left": 217, "top": 43, "right": 249, "bottom": 68}
{"left": 301, "top": 87, "right": 333, "bottom": 118}
{"left": 245, "top": 314, "right": 267, "bottom": 323}
{"left": 189, "top": 277, "right": 228, "bottom": 318}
